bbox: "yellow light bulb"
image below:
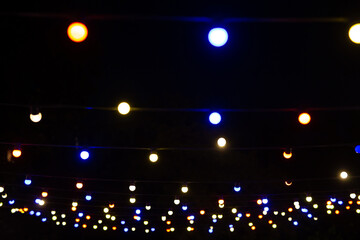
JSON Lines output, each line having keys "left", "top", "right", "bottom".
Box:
{"left": 12, "top": 149, "right": 21, "bottom": 158}
{"left": 298, "top": 113, "right": 311, "bottom": 125}
{"left": 67, "top": 22, "right": 88, "bottom": 42}
{"left": 117, "top": 102, "right": 130, "bottom": 115}
{"left": 349, "top": 23, "right": 360, "bottom": 44}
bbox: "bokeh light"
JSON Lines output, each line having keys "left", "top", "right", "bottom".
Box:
{"left": 209, "top": 112, "right": 221, "bottom": 125}
{"left": 298, "top": 113, "right": 311, "bottom": 125}
{"left": 208, "top": 28, "right": 228, "bottom": 47}
{"left": 340, "top": 171, "right": 348, "bottom": 179}
{"left": 67, "top": 22, "right": 88, "bottom": 42}
{"left": 217, "top": 137, "right": 226, "bottom": 148}
{"left": 30, "top": 113, "right": 42, "bottom": 123}
{"left": 149, "top": 152, "right": 158, "bottom": 163}
{"left": 80, "top": 150, "right": 89, "bottom": 160}
{"left": 117, "top": 102, "right": 130, "bottom": 115}
{"left": 12, "top": 149, "right": 22, "bottom": 158}
{"left": 349, "top": 23, "right": 360, "bottom": 44}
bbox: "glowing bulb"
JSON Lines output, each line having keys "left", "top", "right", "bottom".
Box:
{"left": 208, "top": 28, "right": 228, "bottom": 47}
{"left": 0, "top": 187, "right": 3, "bottom": 193}
{"left": 262, "top": 198, "right": 269, "bottom": 204}
{"left": 174, "top": 198, "right": 180, "bottom": 205}
{"left": 306, "top": 196, "right": 313, "bottom": 202}
{"left": 217, "top": 137, "right": 226, "bottom": 147}
{"left": 103, "top": 208, "right": 109, "bottom": 213}
{"left": 209, "top": 112, "right": 221, "bottom": 125}
{"left": 168, "top": 210, "right": 173, "bottom": 215}
{"left": 350, "top": 193, "right": 356, "bottom": 199}
{"left": 129, "top": 184, "right": 136, "bottom": 192}
{"left": 76, "top": 182, "right": 83, "bottom": 189}
{"left": 42, "top": 192, "right": 48, "bottom": 198}
{"left": 80, "top": 150, "right": 89, "bottom": 160}
{"left": 24, "top": 179, "right": 32, "bottom": 185}
{"left": 257, "top": 199, "right": 262, "bottom": 205}
{"left": 231, "top": 208, "right": 237, "bottom": 214}
{"left": 149, "top": 153, "right": 158, "bottom": 163}
{"left": 12, "top": 149, "right": 22, "bottom": 158}
{"left": 340, "top": 171, "right": 348, "bottom": 179}
{"left": 283, "top": 151, "right": 292, "bottom": 159}
{"left": 30, "top": 113, "right": 42, "bottom": 123}
{"left": 85, "top": 195, "right": 92, "bottom": 201}
{"left": 234, "top": 186, "right": 241, "bottom": 192}
{"left": 218, "top": 199, "right": 224, "bottom": 205}
{"left": 67, "top": 22, "right": 88, "bottom": 42}
{"left": 117, "top": 102, "right": 130, "bottom": 115}
{"left": 182, "top": 205, "right": 188, "bottom": 211}
{"left": 349, "top": 23, "right": 360, "bottom": 44}
{"left": 285, "top": 180, "right": 293, "bottom": 186}
{"left": 181, "top": 186, "right": 188, "bottom": 193}
{"left": 298, "top": 113, "right": 311, "bottom": 125}
{"left": 130, "top": 197, "right": 136, "bottom": 204}
{"left": 200, "top": 210, "right": 205, "bottom": 215}
{"left": 355, "top": 145, "right": 360, "bottom": 153}
{"left": 145, "top": 204, "right": 151, "bottom": 210}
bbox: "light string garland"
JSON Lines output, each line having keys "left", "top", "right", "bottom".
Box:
{"left": 2, "top": 179, "right": 360, "bottom": 234}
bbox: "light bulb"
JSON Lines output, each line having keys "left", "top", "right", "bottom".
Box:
{"left": 117, "top": 102, "right": 130, "bottom": 115}
{"left": 67, "top": 22, "right": 88, "bottom": 42}
{"left": 208, "top": 28, "right": 228, "bottom": 47}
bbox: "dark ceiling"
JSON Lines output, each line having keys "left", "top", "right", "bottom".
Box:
{"left": 1, "top": 0, "right": 360, "bottom": 239}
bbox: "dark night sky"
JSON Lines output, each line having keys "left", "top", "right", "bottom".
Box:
{"left": 1, "top": 0, "right": 360, "bottom": 239}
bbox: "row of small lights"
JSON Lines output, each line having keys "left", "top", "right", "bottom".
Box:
{"left": 27, "top": 102, "right": 312, "bottom": 124}
{"left": 14, "top": 102, "right": 313, "bottom": 164}
{"left": 65, "top": 22, "right": 360, "bottom": 45}
{"left": 5, "top": 184, "right": 360, "bottom": 233}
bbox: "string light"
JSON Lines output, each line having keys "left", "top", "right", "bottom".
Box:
{"left": 181, "top": 185, "right": 189, "bottom": 193}
{"left": 30, "top": 112, "right": 42, "bottom": 123}
{"left": 283, "top": 149, "right": 292, "bottom": 159}
{"left": 209, "top": 112, "right": 221, "bottom": 125}
{"left": 129, "top": 183, "right": 136, "bottom": 192}
{"left": 298, "top": 113, "right": 311, "bottom": 125}
{"left": 349, "top": 23, "right": 360, "bottom": 44}
{"left": 233, "top": 185, "right": 241, "bottom": 192}
{"left": 80, "top": 150, "right": 90, "bottom": 160}
{"left": 67, "top": 22, "right": 88, "bottom": 42}
{"left": 355, "top": 145, "right": 360, "bottom": 153}
{"left": 41, "top": 192, "right": 48, "bottom": 198}
{"left": 149, "top": 152, "right": 158, "bottom": 163}
{"left": 76, "top": 182, "right": 83, "bottom": 189}
{"left": 12, "top": 148, "right": 22, "bottom": 158}
{"left": 208, "top": 28, "right": 228, "bottom": 47}
{"left": 85, "top": 194, "right": 92, "bottom": 201}
{"left": 24, "top": 177, "right": 32, "bottom": 186}
{"left": 217, "top": 137, "right": 226, "bottom": 148}
{"left": 117, "top": 102, "right": 131, "bottom": 115}
{"left": 340, "top": 171, "right": 348, "bottom": 179}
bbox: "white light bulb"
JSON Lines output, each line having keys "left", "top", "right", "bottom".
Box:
{"left": 217, "top": 137, "right": 226, "bottom": 147}
{"left": 30, "top": 113, "right": 42, "bottom": 123}
{"left": 149, "top": 153, "right": 158, "bottom": 163}
{"left": 208, "top": 28, "right": 229, "bottom": 47}
{"left": 117, "top": 102, "right": 130, "bottom": 115}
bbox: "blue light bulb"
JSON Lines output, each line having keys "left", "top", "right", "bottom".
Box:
{"left": 80, "top": 150, "right": 89, "bottom": 160}
{"left": 355, "top": 145, "right": 360, "bottom": 153}
{"left": 85, "top": 195, "right": 92, "bottom": 201}
{"left": 208, "top": 28, "right": 229, "bottom": 47}
{"left": 209, "top": 112, "right": 221, "bottom": 125}
{"left": 24, "top": 179, "right": 32, "bottom": 185}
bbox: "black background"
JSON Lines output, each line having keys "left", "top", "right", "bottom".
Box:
{"left": 1, "top": 0, "right": 360, "bottom": 239}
